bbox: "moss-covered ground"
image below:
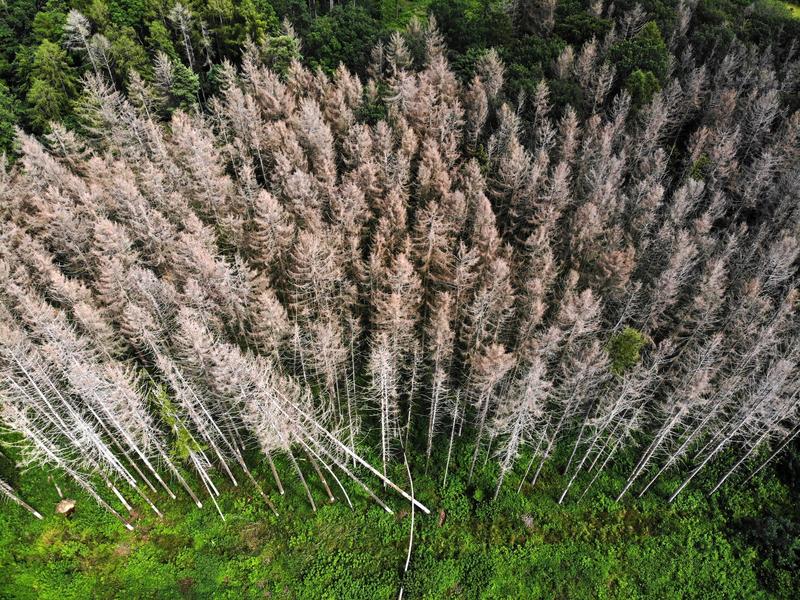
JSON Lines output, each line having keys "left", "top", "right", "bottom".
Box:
{"left": 1, "top": 437, "right": 798, "bottom": 599}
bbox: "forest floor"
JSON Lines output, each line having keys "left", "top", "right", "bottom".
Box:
{"left": 1, "top": 437, "right": 798, "bottom": 599}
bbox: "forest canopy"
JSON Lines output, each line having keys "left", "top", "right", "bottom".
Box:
{"left": 1, "top": 1, "right": 800, "bottom": 598}
{"left": 1, "top": 0, "right": 799, "bottom": 155}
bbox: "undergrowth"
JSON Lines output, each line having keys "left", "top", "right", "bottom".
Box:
{"left": 1, "top": 437, "right": 798, "bottom": 599}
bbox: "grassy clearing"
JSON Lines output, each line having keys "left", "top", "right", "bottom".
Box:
{"left": 0, "top": 438, "right": 798, "bottom": 599}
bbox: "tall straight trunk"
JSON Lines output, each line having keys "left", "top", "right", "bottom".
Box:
{"left": 572, "top": 408, "right": 622, "bottom": 478}
{"left": 266, "top": 451, "right": 285, "bottom": 495}
{"left": 192, "top": 453, "right": 225, "bottom": 521}
{"left": 131, "top": 482, "right": 163, "bottom": 517}
{"left": 294, "top": 323, "right": 311, "bottom": 389}
{"left": 18, "top": 419, "right": 134, "bottom": 529}
{"left": 349, "top": 333, "right": 359, "bottom": 467}
{"left": 158, "top": 446, "right": 203, "bottom": 507}
{"left": 84, "top": 474, "right": 133, "bottom": 530}
{"left": 531, "top": 407, "right": 571, "bottom": 487}
{"left": 82, "top": 399, "right": 161, "bottom": 495}
{"left": 344, "top": 367, "right": 357, "bottom": 462}
{"left": 671, "top": 374, "right": 791, "bottom": 502}
{"left": 494, "top": 415, "right": 524, "bottom": 500}
{"left": 483, "top": 433, "right": 495, "bottom": 467}
{"left": 564, "top": 402, "right": 595, "bottom": 475}
{"left": 275, "top": 399, "right": 430, "bottom": 513}
{"left": 398, "top": 450, "right": 416, "bottom": 600}
{"left": 404, "top": 349, "right": 420, "bottom": 448}
{"left": 305, "top": 448, "right": 335, "bottom": 503}
{"left": 380, "top": 385, "right": 391, "bottom": 484}
{"left": 637, "top": 409, "right": 717, "bottom": 497}
{"left": 709, "top": 428, "right": 771, "bottom": 495}
{"left": 617, "top": 409, "right": 684, "bottom": 501}
{"left": 579, "top": 406, "right": 644, "bottom": 500}
{"left": 288, "top": 448, "right": 316, "bottom": 512}
{"left": 580, "top": 433, "right": 625, "bottom": 501}
{"left": 669, "top": 421, "right": 744, "bottom": 502}
{"left": 170, "top": 366, "right": 239, "bottom": 486}
{"left": 27, "top": 369, "right": 140, "bottom": 490}
{"left": 585, "top": 418, "right": 624, "bottom": 473}
{"left": 468, "top": 391, "right": 491, "bottom": 482}
{"left": 50, "top": 476, "right": 64, "bottom": 499}
{"left": 426, "top": 369, "right": 445, "bottom": 469}
{"left": 517, "top": 426, "right": 547, "bottom": 493}
{"left": 235, "top": 448, "right": 278, "bottom": 515}
{"left": 559, "top": 418, "right": 608, "bottom": 504}
{"left": 0, "top": 480, "right": 43, "bottom": 519}
{"left": 742, "top": 424, "right": 800, "bottom": 486}
{"left": 304, "top": 435, "right": 392, "bottom": 513}
{"left": 443, "top": 394, "right": 460, "bottom": 488}
{"left": 298, "top": 438, "right": 352, "bottom": 508}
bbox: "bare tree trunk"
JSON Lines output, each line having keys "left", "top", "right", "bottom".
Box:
{"left": 0, "top": 479, "right": 43, "bottom": 519}
{"left": 192, "top": 453, "right": 225, "bottom": 521}
{"left": 493, "top": 414, "right": 526, "bottom": 501}
{"left": 288, "top": 448, "right": 316, "bottom": 512}
{"left": 741, "top": 424, "right": 800, "bottom": 486}
{"left": 236, "top": 449, "right": 278, "bottom": 515}
{"left": 517, "top": 427, "right": 547, "bottom": 493}
{"left": 304, "top": 435, "right": 392, "bottom": 513}
{"left": 305, "top": 448, "right": 335, "bottom": 503}
{"left": 298, "top": 438, "right": 352, "bottom": 509}
{"left": 637, "top": 412, "right": 715, "bottom": 498}
{"left": 617, "top": 410, "right": 683, "bottom": 501}
{"left": 281, "top": 402, "right": 430, "bottom": 513}
{"left": 580, "top": 433, "right": 625, "bottom": 501}
{"left": 468, "top": 391, "right": 491, "bottom": 482}
{"left": 266, "top": 451, "right": 285, "bottom": 496}
{"left": 709, "top": 429, "right": 771, "bottom": 495}
{"left": 349, "top": 334, "right": 359, "bottom": 467}
{"left": 132, "top": 483, "right": 163, "bottom": 517}
{"left": 532, "top": 410, "right": 571, "bottom": 487}
{"left": 443, "top": 395, "right": 460, "bottom": 488}
{"left": 483, "top": 433, "right": 495, "bottom": 467}
{"left": 404, "top": 349, "right": 419, "bottom": 448}
{"left": 425, "top": 372, "right": 444, "bottom": 471}
{"left": 559, "top": 420, "right": 605, "bottom": 504}
{"left": 564, "top": 403, "right": 595, "bottom": 475}
{"left": 669, "top": 425, "right": 740, "bottom": 502}
{"left": 157, "top": 446, "right": 203, "bottom": 508}
{"left": 398, "top": 450, "right": 416, "bottom": 600}
{"left": 50, "top": 476, "right": 64, "bottom": 499}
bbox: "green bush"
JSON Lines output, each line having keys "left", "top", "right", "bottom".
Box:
{"left": 606, "top": 327, "right": 649, "bottom": 374}
{"left": 608, "top": 21, "right": 670, "bottom": 83}
{"left": 625, "top": 68, "right": 660, "bottom": 108}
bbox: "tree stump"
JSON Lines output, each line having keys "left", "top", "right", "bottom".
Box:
{"left": 56, "top": 499, "right": 76, "bottom": 518}
{"left": 521, "top": 514, "right": 534, "bottom": 530}
{"left": 438, "top": 508, "right": 446, "bottom": 527}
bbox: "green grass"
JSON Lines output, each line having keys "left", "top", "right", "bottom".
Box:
{"left": 1, "top": 439, "right": 798, "bottom": 599}
{"left": 787, "top": 3, "right": 800, "bottom": 18}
